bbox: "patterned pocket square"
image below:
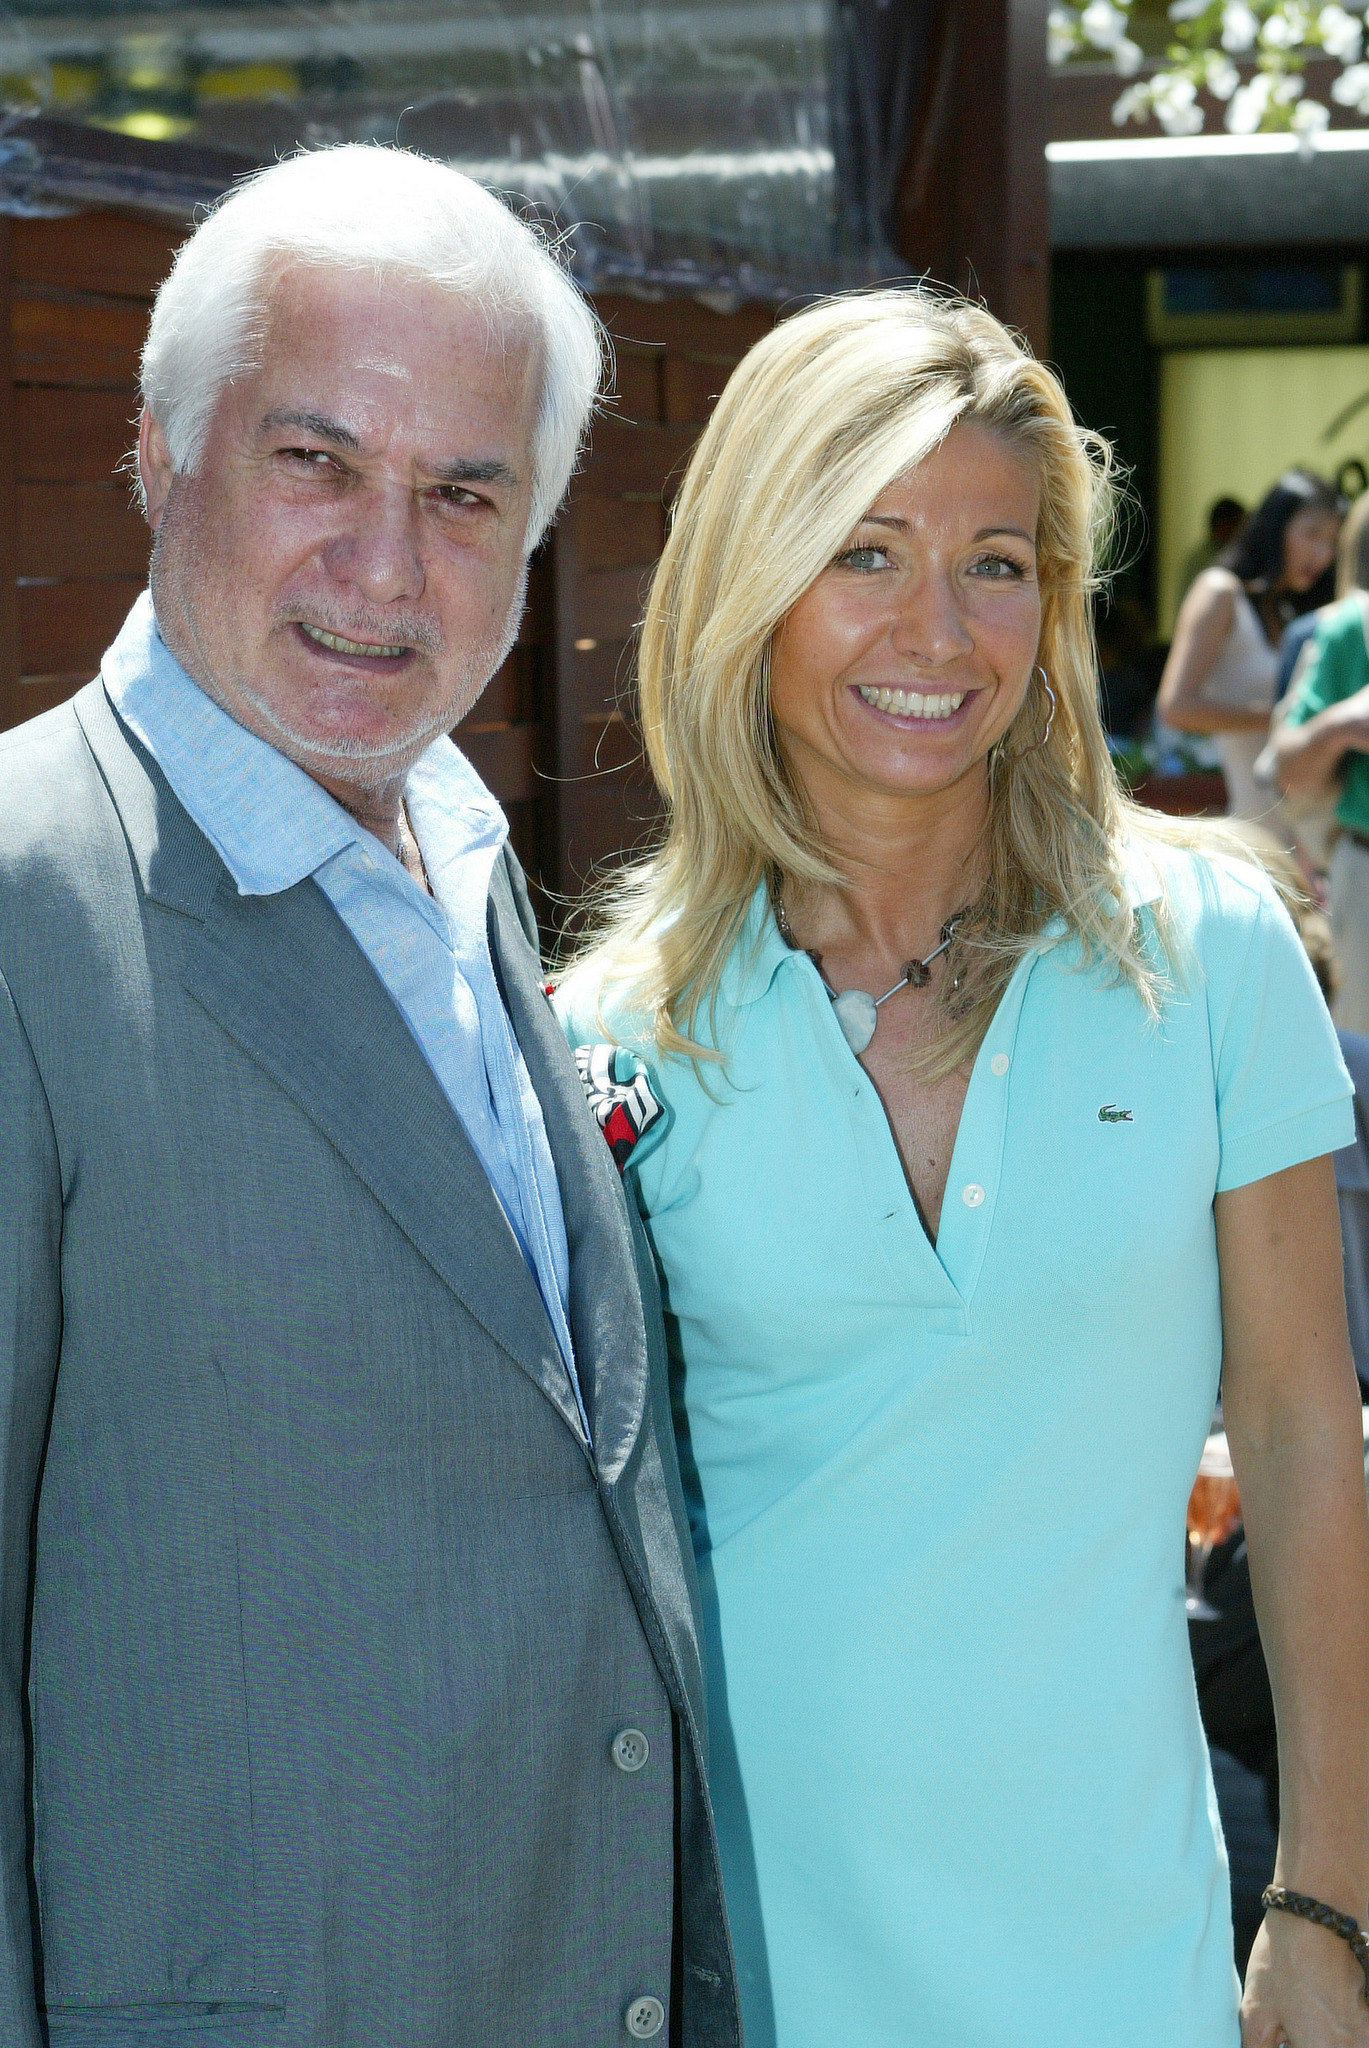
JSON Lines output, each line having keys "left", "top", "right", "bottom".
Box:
{"left": 574, "top": 1043, "right": 663, "bottom": 1172}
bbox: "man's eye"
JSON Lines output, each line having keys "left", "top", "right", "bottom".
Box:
{"left": 835, "top": 545, "right": 891, "bottom": 571}
{"left": 431, "top": 484, "right": 483, "bottom": 508}
{"left": 282, "top": 447, "right": 338, "bottom": 470}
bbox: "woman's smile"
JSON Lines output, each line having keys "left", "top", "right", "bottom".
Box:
{"left": 852, "top": 681, "right": 973, "bottom": 726}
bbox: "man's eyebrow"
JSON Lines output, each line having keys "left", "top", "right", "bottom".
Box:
{"left": 431, "top": 456, "right": 518, "bottom": 488}
{"left": 259, "top": 407, "right": 362, "bottom": 450}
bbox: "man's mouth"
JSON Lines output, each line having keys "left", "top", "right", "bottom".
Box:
{"left": 857, "top": 685, "right": 966, "bottom": 721}
{"left": 299, "top": 622, "right": 411, "bottom": 660}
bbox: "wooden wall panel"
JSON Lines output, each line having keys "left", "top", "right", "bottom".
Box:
{"left": 19, "top": 483, "right": 150, "bottom": 580}
{"left": 0, "top": 223, "right": 20, "bottom": 728}
{"left": 11, "top": 295, "right": 146, "bottom": 388}
{"left": 16, "top": 388, "right": 137, "bottom": 482}
{"left": 547, "top": 294, "right": 775, "bottom": 913}
{"left": 0, "top": 211, "right": 158, "bottom": 721}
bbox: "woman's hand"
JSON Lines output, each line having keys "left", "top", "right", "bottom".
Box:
{"left": 1242, "top": 1908, "right": 1369, "bottom": 2045}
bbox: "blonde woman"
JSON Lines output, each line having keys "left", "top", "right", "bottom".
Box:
{"left": 556, "top": 291, "right": 1369, "bottom": 2048}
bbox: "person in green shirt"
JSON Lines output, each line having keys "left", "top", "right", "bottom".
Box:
{"left": 1276, "top": 494, "right": 1369, "bottom": 1028}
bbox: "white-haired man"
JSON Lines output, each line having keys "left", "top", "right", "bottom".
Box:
{"left": 0, "top": 146, "right": 738, "bottom": 2048}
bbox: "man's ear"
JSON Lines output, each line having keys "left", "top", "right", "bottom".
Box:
{"left": 139, "top": 408, "right": 176, "bottom": 531}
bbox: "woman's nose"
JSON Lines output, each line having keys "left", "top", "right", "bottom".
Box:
{"left": 888, "top": 572, "right": 974, "bottom": 666}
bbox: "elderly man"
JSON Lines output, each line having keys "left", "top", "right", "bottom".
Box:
{"left": 0, "top": 147, "right": 737, "bottom": 2048}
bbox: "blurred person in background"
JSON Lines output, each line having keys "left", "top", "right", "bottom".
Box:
{"left": 1272, "top": 490, "right": 1369, "bottom": 710}
{"left": 1180, "top": 494, "right": 1248, "bottom": 598}
{"left": 1274, "top": 493, "right": 1369, "bottom": 1030}
{"left": 1158, "top": 470, "right": 1342, "bottom": 819}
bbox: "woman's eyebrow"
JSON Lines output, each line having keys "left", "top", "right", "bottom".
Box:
{"left": 856, "top": 514, "right": 1035, "bottom": 546}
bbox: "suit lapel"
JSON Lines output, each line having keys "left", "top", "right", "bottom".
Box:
{"left": 488, "top": 858, "right": 649, "bottom": 1483}
{"left": 75, "top": 682, "right": 585, "bottom": 1445}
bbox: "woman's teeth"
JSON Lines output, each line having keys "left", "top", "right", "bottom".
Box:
{"left": 301, "top": 623, "right": 409, "bottom": 659}
{"left": 857, "top": 685, "right": 965, "bottom": 720}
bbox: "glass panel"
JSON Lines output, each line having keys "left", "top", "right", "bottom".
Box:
{"left": 0, "top": 0, "right": 882, "bottom": 295}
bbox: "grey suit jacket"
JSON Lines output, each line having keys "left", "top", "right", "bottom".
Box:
{"left": 0, "top": 683, "right": 739, "bottom": 2048}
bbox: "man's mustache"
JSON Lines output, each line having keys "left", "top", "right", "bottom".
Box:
{"left": 275, "top": 606, "right": 445, "bottom": 659}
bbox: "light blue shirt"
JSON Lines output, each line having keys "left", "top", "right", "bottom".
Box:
{"left": 560, "top": 846, "right": 1354, "bottom": 2048}
{"left": 104, "top": 590, "right": 585, "bottom": 1439}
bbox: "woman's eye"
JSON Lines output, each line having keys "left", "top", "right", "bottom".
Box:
{"left": 835, "top": 544, "right": 891, "bottom": 571}
{"left": 969, "top": 552, "right": 1029, "bottom": 580}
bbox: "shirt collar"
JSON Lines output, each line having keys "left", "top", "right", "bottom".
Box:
{"left": 102, "top": 588, "right": 506, "bottom": 897}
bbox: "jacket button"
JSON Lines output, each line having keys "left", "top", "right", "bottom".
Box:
{"left": 611, "top": 1727, "right": 650, "bottom": 1773}
{"left": 625, "top": 1996, "right": 666, "bottom": 2038}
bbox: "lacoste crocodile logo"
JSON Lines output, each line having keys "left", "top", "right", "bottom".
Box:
{"left": 1097, "top": 1103, "right": 1134, "bottom": 1124}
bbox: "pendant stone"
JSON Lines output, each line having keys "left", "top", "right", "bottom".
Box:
{"left": 831, "top": 988, "right": 878, "bottom": 1055}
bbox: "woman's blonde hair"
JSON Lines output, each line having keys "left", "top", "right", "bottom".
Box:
{"left": 563, "top": 286, "right": 1218, "bottom": 1075}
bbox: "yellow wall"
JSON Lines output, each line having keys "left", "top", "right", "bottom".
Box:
{"left": 1158, "top": 345, "right": 1369, "bottom": 633}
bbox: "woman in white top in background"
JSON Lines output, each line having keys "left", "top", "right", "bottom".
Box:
{"left": 1159, "top": 469, "right": 1341, "bottom": 819}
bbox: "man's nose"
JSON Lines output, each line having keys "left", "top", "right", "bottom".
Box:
{"left": 889, "top": 570, "right": 974, "bottom": 667}
{"left": 321, "top": 484, "right": 426, "bottom": 605}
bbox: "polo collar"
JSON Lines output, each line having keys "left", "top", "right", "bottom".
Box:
{"left": 726, "top": 837, "right": 1168, "bottom": 1011}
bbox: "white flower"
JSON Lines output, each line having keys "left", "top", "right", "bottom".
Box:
{"left": 1292, "top": 94, "right": 1331, "bottom": 152}
{"left": 1048, "top": 5, "right": 1079, "bottom": 65}
{"left": 1227, "top": 67, "right": 1274, "bottom": 126}
{"left": 1272, "top": 68, "right": 1306, "bottom": 100}
{"left": 1206, "top": 51, "right": 1242, "bottom": 94}
{"left": 1332, "top": 56, "right": 1369, "bottom": 108}
{"left": 1319, "top": 4, "right": 1363, "bottom": 60}
{"left": 1113, "top": 35, "right": 1145, "bottom": 70}
{"left": 1081, "top": 0, "right": 1132, "bottom": 50}
{"left": 1169, "top": 0, "right": 1210, "bottom": 17}
{"left": 1154, "top": 71, "right": 1206, "bottom": 130}
{"left": 1111, "top": 78, "right": 1153, "bottom": 122}
{"left": 1260, "top": 13, "right": 1301, "bottom": 48}
{"left": 1221, "top": 1, "right": 1261, "bottom": 49}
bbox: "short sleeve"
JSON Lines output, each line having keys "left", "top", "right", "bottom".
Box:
{"left": 1204, "top": 865, "right": 1354, "bottom": 1191}
{"left": 1283, "top": 600, "right": 1364, "bottom": 726}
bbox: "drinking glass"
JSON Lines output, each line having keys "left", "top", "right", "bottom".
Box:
{"left": 1186, "top": 1431, "right": 1242, "bottom": 1622}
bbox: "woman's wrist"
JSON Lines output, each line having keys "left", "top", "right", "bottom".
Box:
{"left": 1272, "top": 1855, "right": 1369, "bottom": 1922}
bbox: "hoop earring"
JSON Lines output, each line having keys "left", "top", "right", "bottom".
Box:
{"left": 997, "top": 666, "right": 1056, "bottom": 763}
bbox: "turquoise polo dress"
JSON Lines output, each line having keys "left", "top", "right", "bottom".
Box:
{"left": 557, "top": 844, "right": 1352, "bottom": 2048}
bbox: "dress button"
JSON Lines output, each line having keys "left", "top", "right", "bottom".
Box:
{"left": 625, "top": 1995, "right": 666, "bottom": 2037}
{"left": 990, "top": 1052, "right": 1010, "bottom": 1076}
{"left": 961, "top": 1182, "right": 986, "bottom": 1208}
{"left": 611, "top": 1727, "right": 650, "bottom": 1773}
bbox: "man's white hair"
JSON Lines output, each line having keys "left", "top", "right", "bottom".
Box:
{"left": 141, "top": 144, "right": 605, "bottom": 547}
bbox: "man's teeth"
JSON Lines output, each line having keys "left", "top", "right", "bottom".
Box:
{"left": 300, "top": 623, "right": 409, "bottom": 659}
{"left": 857, "top": 685, "right": 965, "bottom": 720}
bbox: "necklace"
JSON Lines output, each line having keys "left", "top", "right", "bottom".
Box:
{"left": 772, "top": 889, "right": 971, "bottom": 1055}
